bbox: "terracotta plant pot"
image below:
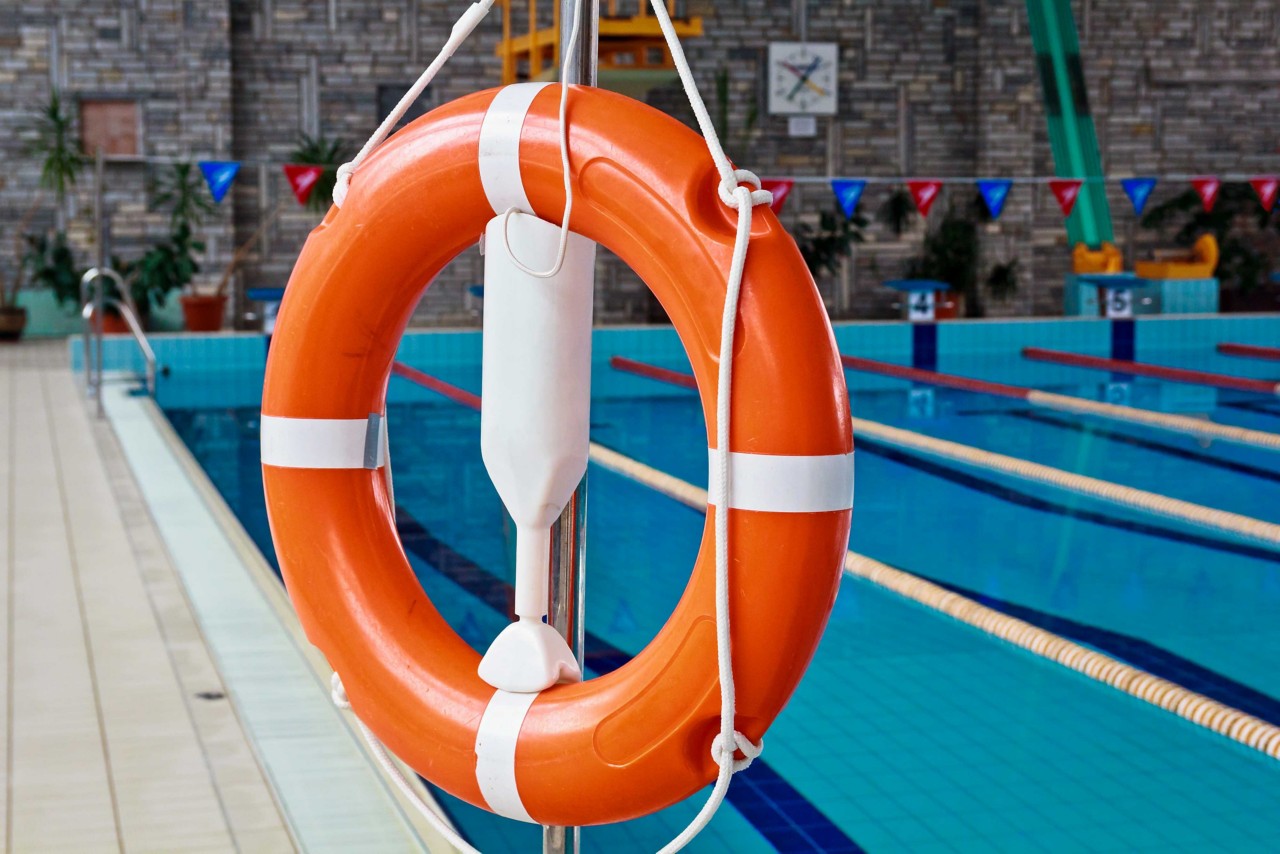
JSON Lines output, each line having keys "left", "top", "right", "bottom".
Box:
{"left": 102, "top": 313, "right": 131, "bottom": 334}
{"left": 181, "top": 293, "right": 227, "bottom": 332}
{"left": 0, "top": 306, "right": 28, "bottom": 341}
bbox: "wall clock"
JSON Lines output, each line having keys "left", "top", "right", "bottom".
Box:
{"left": 767, "top": 41, "right": 839, "bottom": 116}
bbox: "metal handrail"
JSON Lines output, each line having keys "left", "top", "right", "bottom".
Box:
{"left": 80, "top": 267, "right": 159, "bottom": 416}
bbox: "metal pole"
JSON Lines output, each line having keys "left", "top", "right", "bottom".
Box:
{"left": 91, "top": 149, "right": 106, "bottom": 416}
{"left": 544, "top": 3, "right": 597, "bottom": 853}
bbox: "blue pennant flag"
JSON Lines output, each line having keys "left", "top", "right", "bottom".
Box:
{"left": 1121, "top": 177, "right": 1157, "bottom": 215}
{"left": 977, "top": 179, "right": 1013, "bottom": 220}
{"left": 831, "top": 179, "right": 867, "bottom": 219}
{"left": 199, "top": 160, "right": 241, "bottom": 203}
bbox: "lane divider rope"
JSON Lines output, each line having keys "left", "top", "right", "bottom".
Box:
{"left": 839, "top": 354, "right": 1280, "bottom": 452}
{"left": 849, "top": 415, "right": 1280, "bottom": 552}
{"left": 583, "top": 445, "right": 1280, "bottom": 763}
{"left": 393, "top": 364, "right": 1280, "bottom": 765}
{"left": 613, "top": 355, "right": 1280, "bottom": 553}
{"left": 1023, "top": 347, "right": 1280, "bottom": 397}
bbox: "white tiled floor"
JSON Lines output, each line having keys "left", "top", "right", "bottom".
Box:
{"left": 1, "top": 341, "right": 293, "bottom": 852}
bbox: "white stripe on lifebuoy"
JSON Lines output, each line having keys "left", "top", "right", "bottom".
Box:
{"left": 478, "top": 83, "right": 552, "bottom": 217}
{"left": 708, "top": 450, "right": 855, "bottom": 513}
{"left": 474, "top": 689, "right": 538, "bottom": 823}
{"left": 259, "top": 414, "right": 386, "bottom": 469}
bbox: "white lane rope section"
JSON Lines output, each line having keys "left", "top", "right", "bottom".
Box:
{"left": 849, "top": 416, "right": 1280, "bottom": 551}
{"left": 326, "top": 0, "right": 772, "bottom": 850}
{"left": 585, "top": 444, "right": 1280, "bottom": 763}
{"left": 1025, "top": 390, "right": 1280, "bottom": 452}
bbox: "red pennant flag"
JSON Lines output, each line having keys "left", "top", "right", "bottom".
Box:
{"left": 760, "top": 179, "right": 795, "bottom": 214}
{"left": 283, "top": 164, "right": 325, "bottom": 206}
{"left": 1250, "top": 176, "right": 1279, "bottom": 212}
{"left": 1049, "top": 179, "right": 1083, "bottom": 217}
{"left": 1191, "top": 177, "right": 1221, "bottom": 212}
{"left": 907, "top": 180, "right": 943, "bottom": 217}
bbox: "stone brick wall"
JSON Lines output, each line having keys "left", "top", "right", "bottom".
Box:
{"left": 2, "top": 0, "right": 1278, "bottom": 327}
{"left": 0, "top": 2, "right": 233, "bottom": 313}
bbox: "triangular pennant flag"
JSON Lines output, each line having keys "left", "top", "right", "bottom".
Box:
{"left": 1191, "top": 177, "right": 1220, "bottom": 212}
{"left": 283, "top": 164, "right": 325, "bottom": 206}
{"left": 1121, "top": 177, "right": 1157, "bottom": 216}
{"left": 198, "top": 161, "right": 240, "bottom": 203}
{"left": 760, "top": 178, "right": 795, "bottom": 214}
{"left": 831, "top": 179, "right": 867, "bottom": 218}
{"left": 976, "top": 179, "right": 1013, "bottom": 220}
{"left": 907, "top": 180, "right": 943, "bottom": 217}
{"left": 1250, "top": 176, "right": 1279, "bottom": 212}
{"left": 1049, "top": 179, "right": 1083, "bottom": 216}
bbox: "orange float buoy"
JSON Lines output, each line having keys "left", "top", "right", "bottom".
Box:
{"left": 260, "top": 83, "right": 853, "bottom": 826}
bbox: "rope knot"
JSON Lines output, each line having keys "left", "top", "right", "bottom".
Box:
{"left": 332, "top": 162, "right": 356, "bottom": 208}
{"left": 711, "top": 730, "right": 763, "bottom": 773}
{"left": 330, "top": 672, "right": 351, "bottom": 709}
{"left": 717, "top": 169, "right": 773, "bottom": 209}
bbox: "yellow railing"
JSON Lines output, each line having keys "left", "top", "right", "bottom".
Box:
{"left": 496, "top": 0, "right": 702, "bottom": 85}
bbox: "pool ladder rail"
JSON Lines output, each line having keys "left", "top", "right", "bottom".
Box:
{"left": 80, "top": 267, "right": 162, "bottom": 416}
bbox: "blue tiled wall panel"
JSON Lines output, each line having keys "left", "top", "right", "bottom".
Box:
{"left": 831, "top": 322, "right": 912, "bottom": 362}
{"left": 69, "top": 315, "right": 1280, "bottom": 398}
{"left": 1135, "top": 313, "right": 1280, "bottom": 352}
{"left": 936, "top": 318, "right": 1112, "bottom": 357}
{"left": 70, "top": 332, "right": 268, "bottom": 373}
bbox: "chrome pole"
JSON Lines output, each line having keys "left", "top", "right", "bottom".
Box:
{"left": 544, "top": 2, "right": 597, "bottom": 852}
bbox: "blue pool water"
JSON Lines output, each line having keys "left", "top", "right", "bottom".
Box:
{"left": 160, "top": 347, "right": 1280, "bottom": 852}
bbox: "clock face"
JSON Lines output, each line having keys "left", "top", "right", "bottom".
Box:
{"left": 768, "top": 42, "right": 839, "bottom": 116}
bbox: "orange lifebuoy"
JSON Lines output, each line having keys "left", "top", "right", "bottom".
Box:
{"left": 261, "top": 84, "right": 853, "bottom": 826}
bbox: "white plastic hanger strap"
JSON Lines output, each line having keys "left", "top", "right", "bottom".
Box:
{"left": 478, "top": 83, "right": 553, "bottom": 216}
{"left": 474, "top": 690, "right": 539, "bottom": 823}
{"left": 708, "top": 450, "right": 856, "bottom": 513}
{"left": 259, "top": 414, "right": 386, "bottom": 469}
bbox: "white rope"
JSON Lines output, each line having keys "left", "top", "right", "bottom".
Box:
{"left": 497, "top": 0, "right": 585, "bottom": 278}
{"left": 332, "top": 0, "right": 497, "bottom": 208}
{"left": 644, "top": 1, "right": 770, "bottom": 850}
{"left": 331, "top": 674, "right": 481, "bottom": 854}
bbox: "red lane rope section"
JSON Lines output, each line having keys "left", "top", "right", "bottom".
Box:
{"left": 1022, "top": 347, "right": 1280, "bottom": 395}
{"left": 839, "top": 355, "right": 1031, "bottom": 400}
{"left": 1218, "top": 343, "right": 1280, "bottom": 362}
{"left": 391, "top": 361, "right": 481, "bottom": 411}
{"left": 609, "top": 356, "right": 697, "bottom": 390}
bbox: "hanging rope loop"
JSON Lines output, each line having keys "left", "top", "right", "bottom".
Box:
{"left": 718, "top": 169, "right": 773, "bottom": 209}
{"left": 711, "top": 731, "right": 764, "bottom": 773}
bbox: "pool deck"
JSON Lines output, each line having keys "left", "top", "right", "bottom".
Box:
{"left": 1, "top": 340, "right": 293, "bottom": 850}
{"left": 0, "top": 341, "right": 450, "bottom": 853}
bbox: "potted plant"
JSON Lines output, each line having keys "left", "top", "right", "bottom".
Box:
{"left": 794, "top": 203, "right": 868, "bottom": 278}
{"left": 4, "top": 90, "right": 88, "bottom": 339}
{"left": 130, "top": 162, "right": 219, "bottom": 330}
{"left": 903, "top": 192, "right": 1020, "bottom": 318}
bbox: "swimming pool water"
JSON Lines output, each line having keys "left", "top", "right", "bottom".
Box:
{"left": 162, "top": 350, "right": 1280, "bottom": 852}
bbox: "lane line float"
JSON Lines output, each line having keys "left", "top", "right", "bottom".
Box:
{"left": 840, "top": 354, "right": 1280, "bottom": 452}
{"left": 1023, "top": 347, "right": 1280, "bottom": 396}
{"left": 612, "top": 356, "right": 1280, "bottom": 552}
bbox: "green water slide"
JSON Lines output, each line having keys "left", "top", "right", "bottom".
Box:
{"left": 1025, "top": 0, "right": 1113, "bottom": 248}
